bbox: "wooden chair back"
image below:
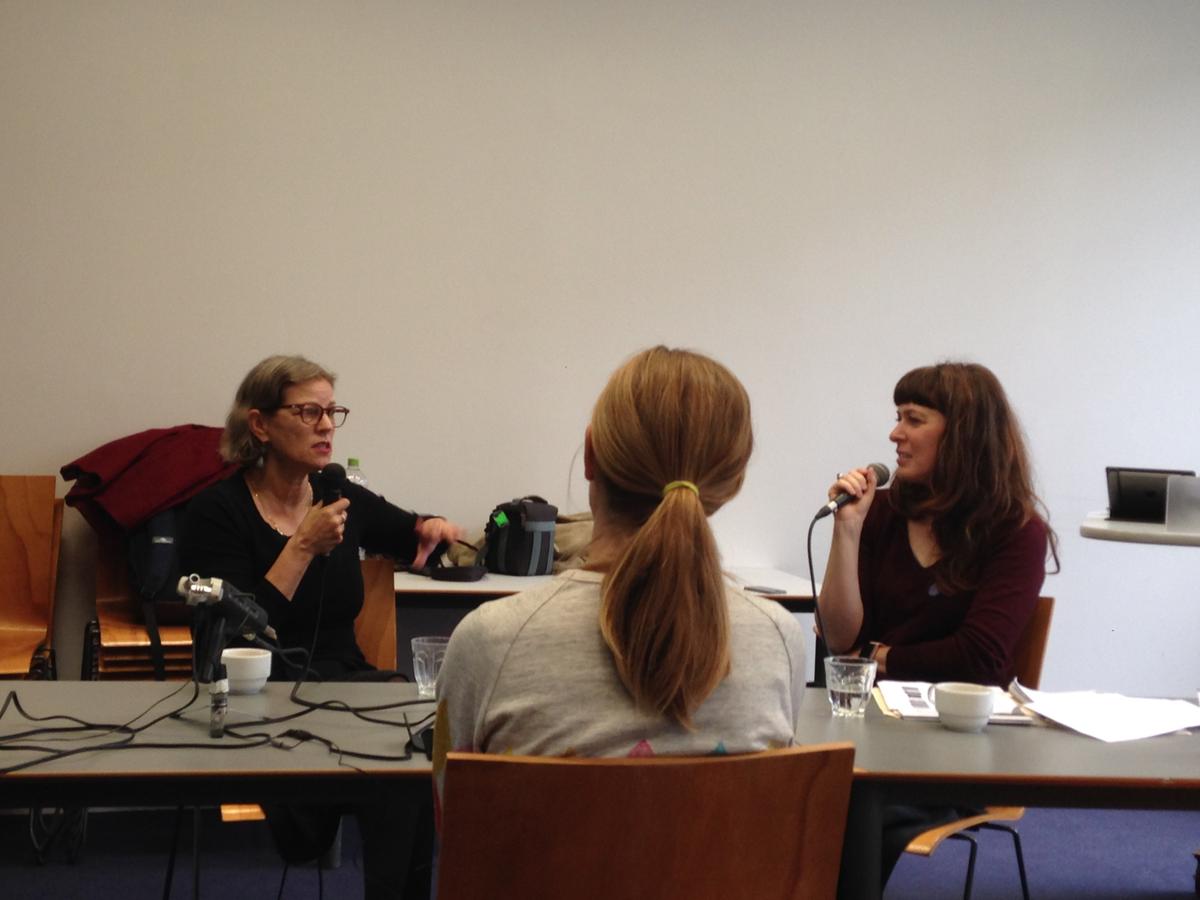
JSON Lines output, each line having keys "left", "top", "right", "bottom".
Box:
{"left": 89, "top": 531, "right": 193, "bottom": 679}
{"left": 904, "top": 594, "right": 1058, "bottom": 871}
{"left": 353, "top": 557, "right": 397, "bottom": 670}
{"left": 46, "top": 498, "right": 64, "bottom": 639}
{"left": 438, "top": 742, "right": 856, "bottom": 900}
{"left": 0, "top": 476, "right": 61, "bottom": 676}
{"left": 1010, "top": 596, "right": 1054, "bottom": 689}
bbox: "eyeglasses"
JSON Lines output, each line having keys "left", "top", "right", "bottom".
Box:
{"left": 275, "top": 403, "right": 350, "bottom": 428}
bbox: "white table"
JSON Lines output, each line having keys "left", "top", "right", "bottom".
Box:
{"left": 0, "top": 682, "right": 434, "bottom": 808}
{"left": 1080, "top": 511, "right": 1200, "bottom": 547}
{"left": 393, "top": 566, "right": 817, "bottom": 679}
{"left": 394, "top": 565, "right": 815, "bottom": 604}
{"left": 9, "top": 682, "right": 1194, "bottom": 900}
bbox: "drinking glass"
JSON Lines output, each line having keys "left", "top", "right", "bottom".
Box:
{"left": 824, "top": 655, "right": 878, "bottom": 717}
{"left": 411, "top": 636, "right": 450, "bottom": 699}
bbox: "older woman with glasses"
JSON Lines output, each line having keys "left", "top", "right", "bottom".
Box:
{"left": 181, "top": 353, "right": 462, "bottom": 680}
{"left": 180, "top": 354, "right": 459, "bottom": 900}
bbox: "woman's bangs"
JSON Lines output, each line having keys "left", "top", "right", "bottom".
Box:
{"left": 893, "top": 367, "right": 943, "bottom": 411}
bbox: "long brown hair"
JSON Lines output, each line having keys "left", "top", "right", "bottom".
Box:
{"left": 590, "top": 347, "right": 753, "bottom": 727}
{"left": 890, "top": 362, "right": 1058, "bottom": 593}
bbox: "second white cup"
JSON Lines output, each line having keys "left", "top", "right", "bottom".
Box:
{"left": 931, "top": 682, "right": 994, "bottom": 733}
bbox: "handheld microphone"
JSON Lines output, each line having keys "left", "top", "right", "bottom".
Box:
{"left": 814, "top": 463, "right": 891, "bottom": 520}
{"left": 176, "top": 574, "right": 277, "bottom": 641}
{"left": 318, "top": 463, "right": 347, "bottom": 505}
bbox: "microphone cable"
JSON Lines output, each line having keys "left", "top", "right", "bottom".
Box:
{"left": 805, "top": 513, "right": 829, "bottom": 685}
{"left": 804, "top": 464, "right": 889, "bottom": 684}
{"left": 0, "top": 679, "right": 190, "bottom": 744}
{"left": 0, "top": 681, "right": 276, "bottom": 776}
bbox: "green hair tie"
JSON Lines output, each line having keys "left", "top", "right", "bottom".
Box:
{"left": 661, "top": 480, "right": 699, "bottom": 498}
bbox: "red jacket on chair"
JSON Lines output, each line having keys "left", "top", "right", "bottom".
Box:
{"left": 61, "top": 424, "right": 237, "bottom": 535}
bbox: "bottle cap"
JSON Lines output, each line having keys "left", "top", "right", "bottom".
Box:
{"left": 347, "top": 457, "right": 361, "bottom": 467}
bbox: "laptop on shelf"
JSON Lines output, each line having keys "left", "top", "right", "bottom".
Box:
{"left": 1105, "top": 467, "right": 1195, "bottom": 523}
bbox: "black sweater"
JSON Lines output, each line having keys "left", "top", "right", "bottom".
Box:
{"left": 180, "top": 472, "right": 420, "bottom": 678}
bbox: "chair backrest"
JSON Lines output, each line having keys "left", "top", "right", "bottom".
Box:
{"left": 354, "top": 557, "right": 397, "bottom": 670}
{"left": 45, "top": 499, "right": 64, "bottom": 640}
{"left": 437, "top": 742, "right": 856, "bottom": 900}
{"left": 90, "top": 531, "right": 193, "bottom": 679}
{"left": 0, "top": 476, "right": 60, "bottom": 675}
{"left": 1010, "top": 596, "right": 1054, "bottom": 689}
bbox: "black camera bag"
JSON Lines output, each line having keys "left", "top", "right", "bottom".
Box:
{"left": 482, "top": 496, "right": 557, "bottom": 575}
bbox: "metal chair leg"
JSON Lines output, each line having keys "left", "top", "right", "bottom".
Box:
{"left": 29, "top": 806, "right": 88, "bottom": 864}
{"left": 192, "top": 806, "right": 202, "bottom": 900}
{"left": 980, "top": 822, "right": 1030, "bottom": 900}
{"left": 81, "top": 619, "right": 100, "bottom": 680}
{"left": 63, "top": 807, "right": 87, "bottom": 862}
{"left": 319, "top": 817, "right": 343, "bottom": 869}
{"left": 948, "top": 832, "right": 979, "bottom": 900}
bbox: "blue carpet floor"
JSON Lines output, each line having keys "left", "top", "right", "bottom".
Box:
{"left": 1, "top": 805, "right": 1197, "bottom": 898}
{"left": 0, "top": 807, "right": 368, "bottom": 900}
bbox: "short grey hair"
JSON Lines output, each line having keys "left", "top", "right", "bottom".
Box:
{"left": 220, "top": 354, "right": 337, "bottom": 466}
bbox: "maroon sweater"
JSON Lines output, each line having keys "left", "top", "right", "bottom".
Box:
{"left": 853, "top": 491, "right": 1048, "bottom": 686}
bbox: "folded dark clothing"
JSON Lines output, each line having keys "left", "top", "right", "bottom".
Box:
{"left": 61, "top": 424, "right": 236, "bottom": 533}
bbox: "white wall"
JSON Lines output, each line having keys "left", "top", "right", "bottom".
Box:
{"left": 3, "top": 1, "right": 1198, "bottom": 693}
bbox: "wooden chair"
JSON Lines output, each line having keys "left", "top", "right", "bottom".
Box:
{"left": 903, "top": 595, "right": 1055, "bottom": 900}
{"left": 438, "top": 742, "right": 856, "bottom": 900}
{"left": 353, "top": 556, "right": 398, "bottom": 670}
{"left": 1009, "top": 594, "right": 1054, "bottom": 692}
{"left": 83, "top": 531, "right": 194, "bottom": 680}
{"left": 1, "top": 476, "right": 64, "bottom": 679}
{"left": 3, "top": 479, "right": 72, "bottom": 860}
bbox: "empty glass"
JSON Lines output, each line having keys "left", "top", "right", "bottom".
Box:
{"left": 411, "top": 636, "right": 450, "bottom": 699}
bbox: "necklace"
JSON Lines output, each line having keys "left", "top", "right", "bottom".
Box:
{"left": 250, "top": 478, "right": 312, "bottom": 537}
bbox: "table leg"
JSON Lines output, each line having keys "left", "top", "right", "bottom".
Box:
{"left": 838, "top": 782, "right": 884, "bottom": 900}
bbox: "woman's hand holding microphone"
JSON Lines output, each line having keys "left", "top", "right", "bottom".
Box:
{"left": 294, "top": 497, "right": 351, "bottom": 557}
{"left": 820, "top": 462, "right": 889, "bottom": 526}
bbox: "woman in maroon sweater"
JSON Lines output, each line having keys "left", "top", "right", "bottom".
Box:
{"left": 819, "top": 361, "right": 1059, "bottom": 885}
{"left": 818, "top": 361, "right": 1057, "bottom": 687}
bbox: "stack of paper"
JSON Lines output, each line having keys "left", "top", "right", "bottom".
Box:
{"left": 875, "top": 679, "right": 1200, "bottom": 741}
{"left": 1008, "top": 681, "right": 1200, "bottom": 742}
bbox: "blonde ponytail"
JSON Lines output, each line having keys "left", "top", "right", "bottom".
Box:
{"left": 590, "top": 347, "right": 752, "bottom": 727}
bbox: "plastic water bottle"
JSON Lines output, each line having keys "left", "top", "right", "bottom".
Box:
{"left": 346, "top": 458, "right": 369, "bottom": 489}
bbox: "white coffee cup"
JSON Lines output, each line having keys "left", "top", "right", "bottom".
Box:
{"left": 221, "top": 647, "right": 271, "bottom": 694}
{"left": 931, "top": 682, "right": 994, "bottom": 733}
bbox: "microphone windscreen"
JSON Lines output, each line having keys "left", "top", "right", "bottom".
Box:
{"left": 318, "top": 463, "right": 347, "bottom": 503}
{"left": 868, "top": 462, "right": 891, "bottom": 487}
